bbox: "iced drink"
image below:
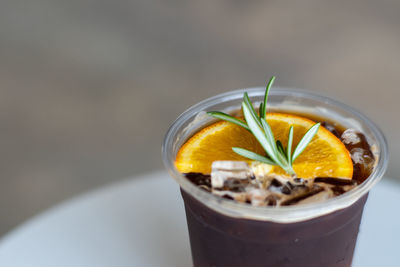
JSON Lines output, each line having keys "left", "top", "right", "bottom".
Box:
{"left": 162, "top": 84, "right": 388, "bottom": 267}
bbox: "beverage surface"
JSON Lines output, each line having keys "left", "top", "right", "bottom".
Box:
{"left": 178, "top": 113, "right": 375, "bottom": 207}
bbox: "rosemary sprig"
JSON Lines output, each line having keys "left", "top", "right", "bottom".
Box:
{"left": 207, "top": 76, "right": 320, "bottom": 177}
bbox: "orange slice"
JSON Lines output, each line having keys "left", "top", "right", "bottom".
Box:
{"left": 175, "top": 113, "right": 353, "bottom": 179}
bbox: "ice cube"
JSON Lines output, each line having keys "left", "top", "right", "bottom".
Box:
{"left": 341, "top": 129, "right": 361, "bottom": 145}
{"left": 350, "top": 147, "right": 375, "bottom": 178}
{"left": 211, "top": 161, "right": 251, "bottom": 188}
{"left": 350, "top": 148, "right": 374, "bottom": 165}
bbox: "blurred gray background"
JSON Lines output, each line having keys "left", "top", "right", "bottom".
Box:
{"left": 0, "top": 0, "right": 399, "bottom": 236}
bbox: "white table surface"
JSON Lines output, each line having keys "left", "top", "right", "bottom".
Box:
{"left": 0, "top": 171, "right": 398, "bottom": 267}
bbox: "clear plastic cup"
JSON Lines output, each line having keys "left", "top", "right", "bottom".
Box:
{"left": 162, "top": 88, "right": 388, "bottom": 267}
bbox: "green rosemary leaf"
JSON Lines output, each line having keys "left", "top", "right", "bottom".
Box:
{"left": 276, "top": 140, "right": 286, "bottom": 156}
{"left": 259, "top": 102, "right": 263, "bottom": 117}
{"left": 292, "top": 123, "right": 321, "bottom": 162}
{"left": 207, "top": 111, "right": 250, "bottom": 131}
{"left": 259, "top": 118, "right": 293, "bottom": 173}
{"left": 261, "top": 76, "right": 275, "bottom": 119}
{"left": 242, "top": 102, "right": 280, "bottom": 164}
{"left": 260, "top": 119, "right": 278, "bottom": 154}
{"left": 275, "top": 140, "right": 291, "bottom": 169}
{"left": 243, "top": 93, "right": 262, "bottom": 127}
{"left": 287, "top": 126, "right": 294, "bottom": 165}
{"left": 232, "top": 147, "right": 276, "bottom": 165}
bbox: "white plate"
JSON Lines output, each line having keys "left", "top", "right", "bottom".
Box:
{"left": 0, "top": 171, "right": 398, "bottom": 267}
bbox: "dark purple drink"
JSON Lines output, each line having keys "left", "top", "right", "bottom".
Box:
{"left": 162, "top": 88, "right": 388, "bottom": 267}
